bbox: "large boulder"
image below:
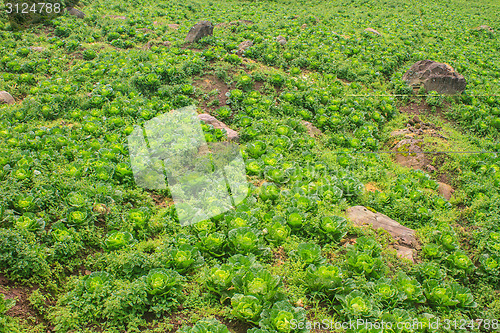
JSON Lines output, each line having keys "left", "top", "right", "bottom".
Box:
{"left": 392, "top": 138, "right": 428, "bottom": 170}
{"left": 0, "top": 91, "right": 15, "bottom": 104}
{"left": 364, "top": 28, "right": 381, "bottom": 36}
{"left": 198, "top": 114, "right": 239, "bottom": 142}
{"left": 403, "top": 60, "right": 467, "bottom": 95}
{"left": 185, "top": 21, "right": 213, "bottom": 43}
{"left": 66, "top": 7, "right": 85, "bottom": 19}
{"left": 347, "top": 206, "right": 419, "bottom": 249}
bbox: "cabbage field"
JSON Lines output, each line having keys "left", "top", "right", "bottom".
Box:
{"left": 1, "top": 0, "right": 500, "bottom": 332}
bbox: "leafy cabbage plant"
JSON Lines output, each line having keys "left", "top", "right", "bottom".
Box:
{"left": 368, "top": 278, "right": 406, "bottom": 308}
{"left": 105, "top": 231, "right": 135, "bottom": 251}
{"left": 346, "top": 250, "right": 387, "bottom": 280}
{"left": 335, "top": 290, "right": 381, "bottom": 319}
{"left": 84, "top": 272, "right": 111, "bottom": 293}
{"left": 264, "top": 220, "right": 291, "bottom": 244}
{"left": 393, "top": 272, "right": 426, "bottom": 303}
{"left": 197, "top": 231, "right": 227, "bottom": 257}
{"left": 317, "top": 215, "right": 348, "bottom": 242}
{"left": 259, "top": 300, "right": 307, "bottom": 333}
{"left": 228, "top": 227, "right": 268, "bottom": 255}
{"left": 14, "top": 212, "right": 45, "bottom": 232}
{"left": 178, "top": 318, "right": 230, "bottom": 333}
{"left": 205, "top": 264, "right": 234, "bottom": 296}
{"left": 230, "top": 293, "right": 265, "bottom": 324}
{"left": 289, "top": 243, "right": 325, "bottom": 266}
{"left": 146, "top": 268, "right": 182, "bottom": 296}
{"left": 168, "top": 244, "right": 204, "bottom": 273}
{"left": 233, "top": 267, "right": 281, "bottom": 302}
{"left": 127, "top": 207, "right": 151, "bottom": 229}
{"left": 305, "top": 264, "right": 343, "bottom": 294}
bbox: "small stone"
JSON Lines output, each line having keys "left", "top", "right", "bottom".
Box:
{"left": 425, "top": 164, "right": 437, "bottom": 172}
{"left": 301, "top": 23, "right": 307, "bottom": 29}
{"left": 276, "top": 35, "right": 287, "bottom": 46}
{"left": 0, "top": 91, "right": 15, "bottom": 104}
{"left": 108, "top": 15, "right": 126, "bottom": 20}
{"left": 475, "top": 25, "right": 494, "bottom": 32}
{"left": 168, "top": 24, "right": 180, "bottom": 30}
{"left": 413, "top": 115, "right": 421, "bottom": 123}
{"left": 30, "top": 46, "right": 46, "bottom": 52}
{"left": 236, "top": 40, "right": 253, "bottom": 55}
{"left": 438, "top": 182, "right": 454, "bottom": 200}
{"left": 392, "top": 138, "right": 427, "bottom": 170}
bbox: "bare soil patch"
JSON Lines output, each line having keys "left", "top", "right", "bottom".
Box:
{"left": 193, "top": 74, "right": 232, "bottom": 112}
{"left": 0, "top": 273, "right": 43, "bottom": 325}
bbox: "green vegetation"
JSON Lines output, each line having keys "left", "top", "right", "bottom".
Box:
{"left": 0, "top": 0, "right": 499, "bottom": 332}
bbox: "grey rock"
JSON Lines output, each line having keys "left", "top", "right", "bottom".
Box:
{"left": 198, "top": 113, "right": 239, "bottom": 142}
{"left": 364, "top": 28, "right": 381, "bottom": 36}
{"left": 108, "top": 15, "right": 126, "bottom": 20}
{"left": 276, "top": 35, "right": 287, "bottom": 46}
{"left": 403, "top": 60, "right": 467, "bottom": 95}
{"left": 0, "top": 91, "right": 15, "bottom": 104}
{"left": 66, "top": 7, "right": 85, "bottom": 19}
{"left": 347, "top": 206, "right": 419, "bottom": 249}
{"left": 30, "top": 46, "right": 46, "bottom": 52}
{"left": 475, "top": 25, "right": 494, "bottom": 32}
{"left": 236, "top": 40, "right": 253, "bottom": 55}
{"left": 185, "top": 21, "right": 213, "bottom": 43}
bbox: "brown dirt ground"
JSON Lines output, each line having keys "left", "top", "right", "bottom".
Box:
{"left": 272, "top": 246, "right": 287, "bottom": 266}
{"left": 148, "top": 191, "right": 175, "bottom": 208}
{"left": 218, "top": 316, "right": 253, "bottom": 333}
{"left": 364, "top": 182, "right": 382, "bottom": 192}
{"left": 0, "top": 273, "right": 43, "bottom": 325}
{"left": 398, "top": 98, "right": 450, "bottom": 120}
{"left": 193, "top": 74, "right": 232, "bottom": 113}
{"left": 394, "top": 98, "right": 459, "bottom": 184}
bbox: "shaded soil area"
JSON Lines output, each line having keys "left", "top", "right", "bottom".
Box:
{"left": 0, "top": 273, "right": 44, "bottom": 325}
{"left": 218, "top": 317, "right": 253, "bottom": 333}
